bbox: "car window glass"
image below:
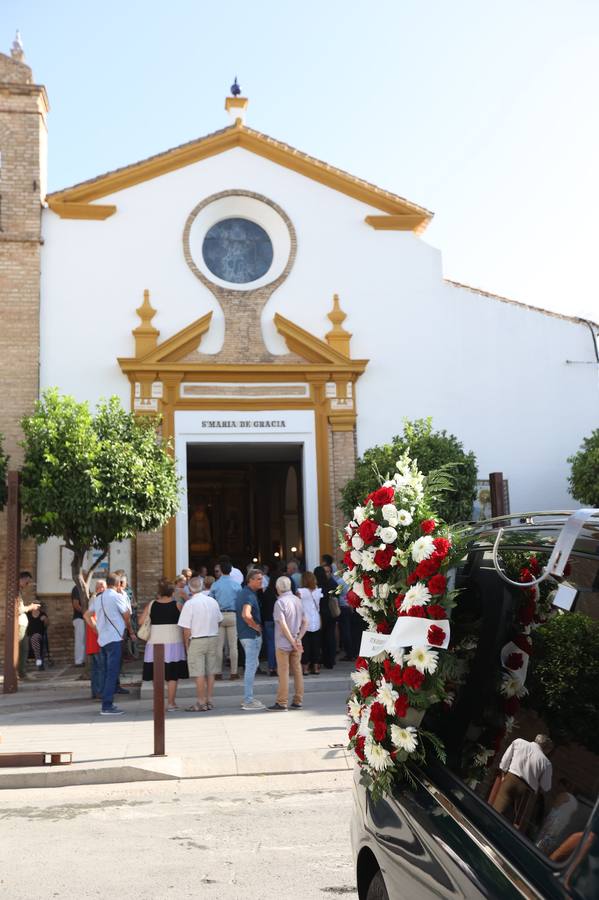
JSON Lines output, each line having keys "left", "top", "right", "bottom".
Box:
{"left": 428, "top": 548, "right": 599, "bottom": 875}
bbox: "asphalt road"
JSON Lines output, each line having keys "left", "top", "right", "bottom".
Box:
{"left": 0, "top": 771, "right": 358, "bottom": 900}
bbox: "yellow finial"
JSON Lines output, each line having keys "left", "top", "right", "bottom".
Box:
{"left": 132, "top": 289, "right": 160, "bottom": 358}
{"left": 325, "top": 294, "right": 352, "bottom": 357}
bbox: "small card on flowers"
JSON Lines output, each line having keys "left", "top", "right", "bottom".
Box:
{"left": 359, "top": 618, "right": 451, "bottom": 657}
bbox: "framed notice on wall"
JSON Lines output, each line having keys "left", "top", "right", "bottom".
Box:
{"left": 59, "top": 546, "right": 110, "bottom": 582}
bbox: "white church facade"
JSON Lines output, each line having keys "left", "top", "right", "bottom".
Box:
{"left": 1, "top": 43, "right": 597, "bottom": 640}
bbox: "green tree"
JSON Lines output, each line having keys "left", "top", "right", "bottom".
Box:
{"left": 20, "top": 390, "right": 180, "bottom": 606}
{"left": 0, "top": 431, "right": 7, "bottom": 510}
{"left": 340, "top": 417, "right": 477, "bottom": 524}
{"left": 568, "top": 429, "right": 599, "bottom": 506}
{"left": 529, "top": 612, "right": 599, "bottom": 753}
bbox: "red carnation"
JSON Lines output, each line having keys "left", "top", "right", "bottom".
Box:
{"left": 366, "top": 486, "right": 395, "bottom": 507}
{"left": 503, "top": 696, "right": 520, "bottom": 716}
{"left": 428, "top": 574, "right": 447, "bottom": 596}
{"left": 369, "top": 701, "right": 387, "bottom": 722}
{"left": 383, "top": 659, "right": 403, "bottom": 686}
{"left": 355, "top": 657, "right": 369, "bottom": 670}
{"left": 394, "top": 593, "right": 406, "bottom": 611}
{"left": 343, "top": 551, "right": 356, "bottom": 571}
{"left": 528, "top": 556, "right": 541, "bottom": 576}
{"left": 406, "top": 606, "right": 427, "bottom": 618}
{"left": 360, "top": 681, "right": 376, "bottom": 698}
{"left": 406, "top": 572, "right": 418, "bottom": 586}
{"left": 373, "top": 719, "right": 387, "bottom": 742}
{"left": 415, "top": 557, "right": 441, "bottom": 579}
{"left": 427, "top": 624, "right": 446, "bottom": 646}
{"left": 433, "top": 537, "right": 451, "bottom": 559}
{"left": 347, "top": 590, "right": 362, "bottom": 610}
{"left": 362, "top": 576, "right": 374, "bottom": 598}
{"left": 512, "top": 633, "right": 532, "bottom": 654}
{"left": 348, "top": 723, "right": 358, "bottom": 740}
{"left": 376, "top": 621, "right": 391, "bottom": 634}
{"left": 358, "top": 519, "right": 379, "bottom": 545}
{"left": 374, "top": 546, "right": 394, "bottom": 569}
{"left": 403, "top": 666, "right": 425, "bottom": 690}
{"left": 355, "top": 736, "right": 366, "bottom": 760}
{"left": 519, "top": 600, "right": 536, "bottom": 626}
{"left": 519, "top": 567, "right": 534, "bottom": 583}
{"left": 394, "top": 694, "right": 409, "bottom": 718}
{"left": 427, "top": 604, "right": 448, "bottom": 620}
{"left": 506, "top": 652, "right": 524, "bottom": 670}
{"left": 420, "top": 519, "right": 436, "bottom": 534}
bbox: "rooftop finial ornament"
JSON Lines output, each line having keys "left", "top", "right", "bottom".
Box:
{"left": 230, "top": 77, "right": 241, "bottom": 97}
{"left": 10, "top": 29, "right": 25, "bottom": 62}
{"left": 225, "top": 78, "right": 248, "bottom": 125}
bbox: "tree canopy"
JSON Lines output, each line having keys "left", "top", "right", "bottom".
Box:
{"left": 20, "top": 390, "right": 180, "bottom": 602}
{"left": 568, "top": 429, "right": 599, "bottom": 507}
{"left": 340, "top": 417, "right": 477, "bottom": 525}
{"left": 529, "top": 612, "right": 599, "bottom": 753}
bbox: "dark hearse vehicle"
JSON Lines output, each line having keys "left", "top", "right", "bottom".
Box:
{"left": 352, "top": 512, "right": 599, "bottom": 899}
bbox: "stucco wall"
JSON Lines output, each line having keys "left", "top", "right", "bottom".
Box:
{"left": 40, "top": 144, "right": 597, "bottom": 543}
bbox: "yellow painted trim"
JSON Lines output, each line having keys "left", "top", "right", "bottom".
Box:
{"left": 365, "top": 214, "right": 428, "bottom": 232}
{"left": 47, "top": 126, "right": 432, "bottom": 229}
{"left": 137, "top": 313, "right": 213, "bottom": 363}
{"left": 225, "top": 96, "right": 248, "bottom": 112}
{"left": 176, "top": 398, "right": 314, "bottom": 411}
{"left": 47, "top": 200, "right": 117, "bottom": 220}
{"left": 274, "top": 313, "right": 354, "bottom": 365}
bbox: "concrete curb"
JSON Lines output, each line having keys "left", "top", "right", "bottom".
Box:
{"left": 0, "top": 747, "right": 351, "bottom": 790}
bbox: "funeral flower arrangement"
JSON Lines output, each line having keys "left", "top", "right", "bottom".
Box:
{"left": 341, "top": 453, "right": 462, "bottom": 799}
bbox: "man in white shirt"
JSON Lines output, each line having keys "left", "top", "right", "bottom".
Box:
{"left": 179, "top": 576, "right": 223, "bottom": 711}
{"left": 493, "top": 734, "right": 553, "bottom": 822}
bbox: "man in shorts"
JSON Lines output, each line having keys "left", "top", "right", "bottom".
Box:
{"left": 179, "top": 576, "right": 223, "bottom": 712}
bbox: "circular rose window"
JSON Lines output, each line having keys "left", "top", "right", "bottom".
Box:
{"left": 201, "top": 217, "right": 274, "bottom": 284}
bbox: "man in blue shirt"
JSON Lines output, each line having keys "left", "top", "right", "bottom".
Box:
{"left": 209, "top": 560, "right": 241, "bottom": 680}
{"left": 84, "top": 573, "right": 135, "bottom": 716}
{"left": 236, "top": 568, "right": 265, "bottom": 710}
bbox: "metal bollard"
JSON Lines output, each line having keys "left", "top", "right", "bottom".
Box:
{"left": 152, "top": 643, "right": 166, "bottom": 756}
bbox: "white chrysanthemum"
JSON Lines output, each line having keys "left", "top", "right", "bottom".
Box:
{"left": 400, "top": 582, "right": 431, "bottom": 612}
{"left": 376, "top": 583, "right": 390, "bottom": 600}
{"left": 358, "top": 703, "right": 372, "bottom": 737}
{"left": 474, "top": 747, "right": 495, "bottom": 767}
{"left": 411, "top": 535, "right": 435, "bottom": 563}
{"left": 390, "top": 724, "right": 418, "bottom": 754}
{"left": 376, "top": 678, "right": 399, "bottom": 715}
{"left": 347, "top": 698, "right": 362, "bottom": 722}
{"left": 353, "top": 506, "right": 366, "bottom": 524}
{"left": 364, "top": 739, "right": 392, "bottom": 772}
{"left": 379, "top": 526, "right": 398, "bottom": 545}
{"left": 357, "top": 606, "right": 376, "bottom": 628}
{"left": 372, "top": 650, "right": 388, "bottom": 664}
{"left": 388, "top": 647, "right": 404, "bottom": 666}
{"left": 361, "top": 550, "right": 377, "bottom": 572}
{"left": 406, "top": 646, "right": 439, "bottom": 674}
{"left": 350, "top": 549, "right": 363, "bottom": 566}
{"left": 397, "top": 509, "right": 413, "bottom": 527}
{"left": 500, "top": 674, "right": 528, "bottom": 698}
{"left": 381, "top": 503, "right": 399, "bottom": 526}
{"left": 351, "top": 668, "right": 372, "bottom": 688}
{"left": 351, "top": 533, "right": 364, "bottom": 551}
{"left": 353, "top": 580, "right": 365, "bottom": 599}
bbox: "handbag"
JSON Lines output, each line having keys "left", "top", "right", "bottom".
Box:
{"left": 328, "top": 592, "right": 341, "bottom": 619}
{"left": 137, "top": 600, "right": 154, "bottom": 642}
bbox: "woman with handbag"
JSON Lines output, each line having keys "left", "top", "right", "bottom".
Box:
{"left": 140, "top": 580, "right": 189, "bottom": 711}
{"left": 314, "top": 565, "right": 339, "bottom": 670}
{"left": 298, "top": 571, "right": 323, "bottom": 675}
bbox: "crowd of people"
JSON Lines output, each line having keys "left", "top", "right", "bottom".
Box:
{"left": 79, "top": 553, "right": 364, "bottom": 716}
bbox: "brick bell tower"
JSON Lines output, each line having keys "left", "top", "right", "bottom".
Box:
{"left": 0, "top": 33, "right": 48, "bottom": 613}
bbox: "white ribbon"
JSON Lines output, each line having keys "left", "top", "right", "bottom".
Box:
{"left": 359, "top": 617, "right": 451, "bottom": 658}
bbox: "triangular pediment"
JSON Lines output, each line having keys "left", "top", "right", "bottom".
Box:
{"left": 46, "top": 123, "right": 432, "bottom": 231}
{"left": 137, "top": 313, "right": 213, "bottom": 363}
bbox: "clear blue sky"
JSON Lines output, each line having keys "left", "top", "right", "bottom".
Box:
{"left": 4, "top": 0, "right": 598, "bottom": 318}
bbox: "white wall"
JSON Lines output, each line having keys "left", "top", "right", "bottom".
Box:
{"left": 41, "top": 143, "right": 598, "bottom": 534}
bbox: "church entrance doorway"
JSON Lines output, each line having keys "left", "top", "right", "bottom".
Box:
{"left": 186, "top": 442, "right": 305, "bottom": 573}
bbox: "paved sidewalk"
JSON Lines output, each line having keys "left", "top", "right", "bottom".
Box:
{"left": 0, "top": 667, "right": 353, "bottom": 789}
